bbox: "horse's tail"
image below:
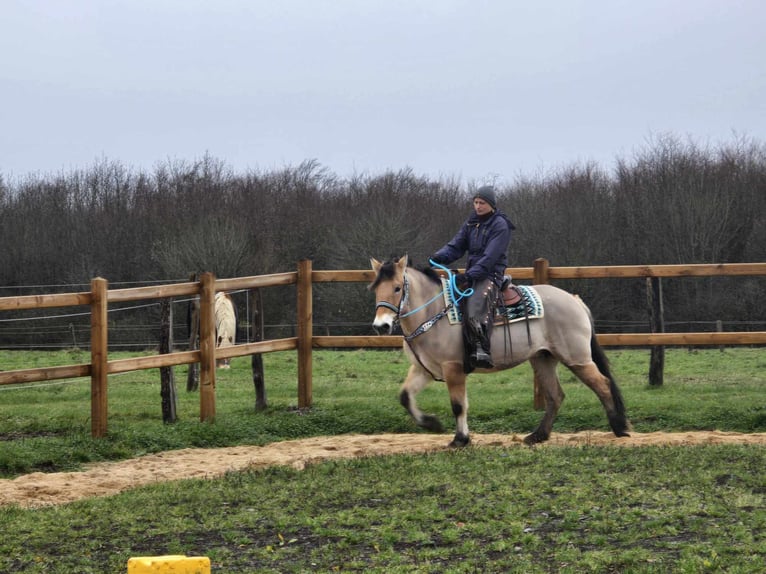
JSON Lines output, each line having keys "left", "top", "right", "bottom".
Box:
{"left": 576, "top": 295, "right": 630, "bottom": 436}
{"left": 590, "top": 331, "right": 625, "bottom": 409}
{"left": 215, "top": 292, "right": 236, "bottom": 347}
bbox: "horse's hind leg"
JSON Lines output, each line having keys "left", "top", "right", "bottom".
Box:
{"left": 568, "top": 362, "right": 630, "bottom": 437}
{"left": 525, "top": 352, "right": 565, "bottom": 446}
{"left": 400, "top": 365, "right": 444, "bottom": 433}
{"left": 444, "top": 362, "right": 470, "bottom": 448}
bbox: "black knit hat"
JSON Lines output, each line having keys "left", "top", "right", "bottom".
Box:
{"left": 474, "top": 185, "right": 497, "bottom": 210}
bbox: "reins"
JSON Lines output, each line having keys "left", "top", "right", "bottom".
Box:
{"left": 396, "top": 261, "right": 475, "bottom": 342}
{"left": 396, "top": 259, "right": 479, "bottom": 343}
{"left": 375, "top": 272, "right": 451, "bottom": 342}
{"left": 374, "top": 262, "right": 473, "bottom": 381}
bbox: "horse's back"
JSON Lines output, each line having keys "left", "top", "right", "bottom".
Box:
{"left": 490, "top": 284, "right": 594, "bottom": 366}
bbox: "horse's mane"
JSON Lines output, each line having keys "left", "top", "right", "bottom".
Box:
{"left": 418, "top": 264, "right": 442, "bottom": 285}
{"left": 368, "top": 258, "right": 399, "bottom": 290}
{"left": 370, "top": 256, "right": 443, "bottom": 290}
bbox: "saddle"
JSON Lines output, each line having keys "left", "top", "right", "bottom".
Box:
{"left": 499, "top": 276, "right": 522, "bottom": 306}
{"left": 493, "top": 279, "right": 544, "bottom": 325}
{"left": 442, "top": 279, "right": 544, "bottom": 325}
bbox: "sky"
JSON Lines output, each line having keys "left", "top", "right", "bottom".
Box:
{"left": 2, "top": 0, "right": 765, "bottom": 184}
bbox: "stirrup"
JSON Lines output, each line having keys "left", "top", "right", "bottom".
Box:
{"left": 471, "top": 348, "right": 494, "bottom": 369}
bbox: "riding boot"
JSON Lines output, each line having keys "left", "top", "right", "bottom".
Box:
{"left": 471, "top": 337, "right": 494, "bottom": 369}
{"left": 462, "top": 279, "right": 498, "bottom": 370}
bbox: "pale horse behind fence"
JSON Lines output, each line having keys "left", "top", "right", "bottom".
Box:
{"left": 188, "top": 290, "right": 237, "bottom": 389}
{"left": 214, "top": 291, "right": 236, "bottom": 368}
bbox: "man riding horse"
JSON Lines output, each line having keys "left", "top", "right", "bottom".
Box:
{"left": 429, "top": 185, "right": 515, "bottom": 370}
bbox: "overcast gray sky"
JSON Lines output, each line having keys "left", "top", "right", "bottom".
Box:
{"left": 2, "top": 0, "right": 765, "bottom": 184}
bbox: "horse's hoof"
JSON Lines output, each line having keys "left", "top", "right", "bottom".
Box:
{"left": 615, "top": 431, "right": 631, "bottom": 438}
{"left": 419, "top": 415, "right": 445, "bottom": 433}
{"left": 448, "top": 433, "right": 470, "bottom": 448}
{"left": 523, "top": 431, "right": 548, "bottom": 446}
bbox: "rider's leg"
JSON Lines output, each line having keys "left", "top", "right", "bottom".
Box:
{"left": 463, "top": 279, "right": 498, "bottom": 369}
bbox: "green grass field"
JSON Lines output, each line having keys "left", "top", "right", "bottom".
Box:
{"left": 1, "top": 348, "right": 765, "bottom": 572}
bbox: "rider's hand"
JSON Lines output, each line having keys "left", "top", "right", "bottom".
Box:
{"left": 455, "top": 273, "right": 473, "bottom": 290}
{"left": 429, "top": 254, "right": 446, "bottom": 265}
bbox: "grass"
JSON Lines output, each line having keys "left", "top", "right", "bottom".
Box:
{"left": 1, "top": 347, "right": 765, "bottom": 572}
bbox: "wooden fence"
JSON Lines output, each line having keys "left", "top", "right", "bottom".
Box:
{"left": 1, "top": 259, "right": 764, "bottom": 437}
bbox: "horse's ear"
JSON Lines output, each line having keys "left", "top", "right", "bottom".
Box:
{"left": 396, "top": 254, "right": 408, "bottom": 274}
{"left": 370, "top": 257, "right": 382, "bottom": 272}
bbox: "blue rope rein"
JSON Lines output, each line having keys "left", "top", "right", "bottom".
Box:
{"left": 428, "top": 258, "right": 474, "bottom": 305}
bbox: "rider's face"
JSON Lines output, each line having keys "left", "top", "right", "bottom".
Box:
{"left": 473, "top": 198, "right": 493, "bottom": 216}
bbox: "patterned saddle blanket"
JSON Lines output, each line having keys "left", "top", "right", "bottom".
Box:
{"left": 441, "top": 280, "right": 544, "bottom": 326}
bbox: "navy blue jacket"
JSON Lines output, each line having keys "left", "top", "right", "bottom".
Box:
{"left": 433, "top": 210, "right": 514, "bottom": 286}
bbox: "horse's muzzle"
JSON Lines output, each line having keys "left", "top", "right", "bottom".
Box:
{"left": 372, "top": 311, "right": 395, "bottom": 335}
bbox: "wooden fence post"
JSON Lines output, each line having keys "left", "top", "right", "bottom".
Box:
{"left": 251, "top": 287, "right": 267, "bottom": 410}
{"left": 199, "top": 272, "right": 217, "bottom": 421}
{"left": 90, "top": 277, "right": 109, "bottom": 438}
{"left": 716, "top": 320, "right": 724, "bottom": 352}
{"left": 159, "top": 298, "right": 178, "bottom": 423}
{"left": 533, "top": 258, "right": 550, "bottom": 285}
{"left": 647, "top": 277, "right": 665, "bottom": 386}
{"left": 297, "top": 259, "right": 313, "bottom": 408}
{"left": 532, "top": 259, "right": 549, "bottom": 410}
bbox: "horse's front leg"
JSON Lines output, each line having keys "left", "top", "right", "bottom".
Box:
{"left": 444, "top": 362, "right": 470, "bottom": 447}
{"left": 400, "top": 365, "right": 444, "bottom": 433}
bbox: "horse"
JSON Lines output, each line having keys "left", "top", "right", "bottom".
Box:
{"left": 214, "top": 291, "right": 237, "bottom": 368}
{"left": 187, "top": 290, "right": 237, "bottom": 377}
{"left": 369, "top": 255, "right": 631, "bottom": 447}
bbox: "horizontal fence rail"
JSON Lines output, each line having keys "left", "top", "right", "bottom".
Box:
{"left": 0, "top": 260, "right": 764, "bottom": 437}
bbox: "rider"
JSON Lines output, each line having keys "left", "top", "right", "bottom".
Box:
{"left": 429, "top": 185, "right": 515, "bottom": 370}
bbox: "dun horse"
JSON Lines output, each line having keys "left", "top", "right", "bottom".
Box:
{"left": 370, "top": 255, "right": 630, "bottom": 447}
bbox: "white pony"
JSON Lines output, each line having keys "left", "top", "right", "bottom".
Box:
{"left": 188, "top": 290, "right": 237, "bottom": 376}
{"left": 214, "top": 292, "right": 236, "bottom": 368}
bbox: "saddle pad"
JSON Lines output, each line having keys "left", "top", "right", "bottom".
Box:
{"left": 442, "top": 280, "right": 544, "bottom": 325}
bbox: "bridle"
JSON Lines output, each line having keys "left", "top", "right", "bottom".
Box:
{"left": 375, "top": 272, "right": 452, "bottom": 343}
{"left": 374, "top": 263, "right": 478, "bottom": 381}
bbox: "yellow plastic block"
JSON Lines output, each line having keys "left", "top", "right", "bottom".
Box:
{"left": 127, "top": 555, "right": 211, "bottom": 573}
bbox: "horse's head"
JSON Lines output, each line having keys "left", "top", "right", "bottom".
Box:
{"left": 369, "top": 255, "right": 408, "bottom": 334}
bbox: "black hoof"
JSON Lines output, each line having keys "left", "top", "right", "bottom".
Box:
{"left": 523, "top": 430, "right": 549, "bottom": 446}
{"left": 609, "top": 416, "right": 632, "bottom": 438}
{"left": 419, "top": 415, "right": 445, "bottom": 433}
{"left": 448, "top": 433, "right": 471, "bottom": 448}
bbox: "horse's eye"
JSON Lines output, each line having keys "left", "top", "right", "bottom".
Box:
{"left": 394, "top": 286, "right": 402, "bottom": 293}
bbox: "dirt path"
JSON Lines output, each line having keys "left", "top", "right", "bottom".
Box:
{"left": 3, "top": 431, "right": 766, "bottom": 508}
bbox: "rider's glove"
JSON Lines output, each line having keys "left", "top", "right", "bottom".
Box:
{"left": 455, "top": 273, "right": 473, "bottom": 290}
{"left": 429, "top": 254, "right": 446, "bottom": 266}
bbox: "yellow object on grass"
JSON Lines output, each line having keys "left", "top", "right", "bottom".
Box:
{"left": 127, "top": 555, "right": 210, "bottom": 573}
